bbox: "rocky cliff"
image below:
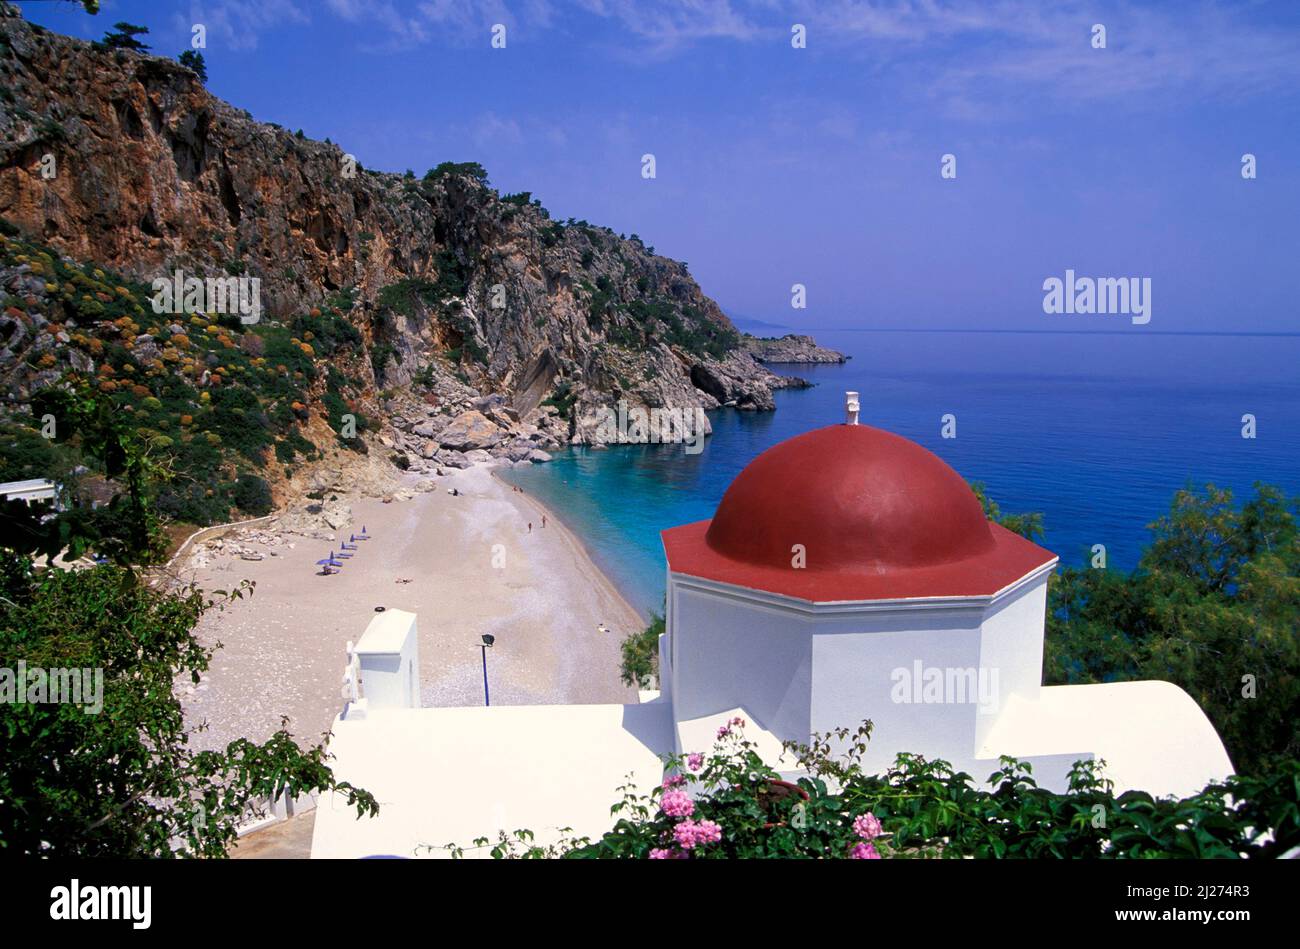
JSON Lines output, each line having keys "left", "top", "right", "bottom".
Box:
{"left": 0, "top": 6, "right": 840, "bottom": 523}
{"left": 0, "top": 5, "right": 806, "bottom": 449}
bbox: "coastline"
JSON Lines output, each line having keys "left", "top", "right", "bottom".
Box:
{"left": 178, "top": 464, "right": 643, "bottom": 753}
{"left": 490, "top": 465, "right": 652, "bottom": 625}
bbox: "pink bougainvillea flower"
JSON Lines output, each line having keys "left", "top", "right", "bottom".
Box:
{"left": 660, "top": 789, "right": 695, "bottom": 818}
{"left": 686, "top": 752, "right": 705, "bottom": 772}
{"left": 662, "top": 774, "right": 686, "bottom": 789}
{"left": 853, "top": 812, "right": 883, "bottom": 840}
{"left": 673, "top": 818, "right": 722, "bottom": 850}
{"left": 716, "top": 717, "right": 747, "bottom": 740}
{"left": 673, "top": 821, "right": 697, "bottom": 849}
{"left": 694, "top": 819, "right": 722, "bottom": 845}
{"left": 649, "top": 848, "right": 671, "bottom": 859}
{"left": 849, "top": 841, "right": 881, "bottom": 859}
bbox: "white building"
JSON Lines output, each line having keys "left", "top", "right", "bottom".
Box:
{"left": 311, "top": 396, "right": 1233, "bottom": 858}
{"left": 0, "top": 478, "right": 58, "bottom": 506}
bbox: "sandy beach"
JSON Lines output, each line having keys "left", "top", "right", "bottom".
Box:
{"left": 177, "top": 465, "right": 643, "bottom": 753}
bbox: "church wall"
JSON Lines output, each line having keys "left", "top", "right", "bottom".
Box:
{"left": 667, "top": 577, "right": 813, "bottom": 742}
{"left": 973, "top": 573, "right": 1049, "bottom": 751}
{"left": 809, "top": 606, "right": 985, "bottom": 773}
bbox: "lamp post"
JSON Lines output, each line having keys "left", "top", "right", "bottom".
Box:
{"left": 479, "top": 634, "right": 495, "bottom": 706}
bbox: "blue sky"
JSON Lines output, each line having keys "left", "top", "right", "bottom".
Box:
{"left": 16, "top": 0, "right": 1300, "bottom": 332}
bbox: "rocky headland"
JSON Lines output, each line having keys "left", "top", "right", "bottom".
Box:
{"left": 0, "top": 3, "right": 841, "bottom": 518}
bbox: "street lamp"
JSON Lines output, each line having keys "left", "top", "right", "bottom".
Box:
{"left": 479, "top": 634, "right": 495, "bottom": 706}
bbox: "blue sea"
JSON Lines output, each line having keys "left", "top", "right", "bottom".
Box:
{"left": 501, "top": 330, "right": 1300, "bottom": 619}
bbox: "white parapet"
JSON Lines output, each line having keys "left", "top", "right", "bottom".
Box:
{"left": 351, "top": 609, "right": 421, "bottom": 712}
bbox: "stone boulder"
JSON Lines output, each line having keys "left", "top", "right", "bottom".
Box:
{"left": 436, "top": 410, "right": 503, "bottom": 451}
{"left": 412, "top": 417, "right": 445, "bottom": 438}
{"left": 438, "top": 451, "right": 474, "bottom": 469}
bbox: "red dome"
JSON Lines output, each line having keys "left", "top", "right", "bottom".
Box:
{"left": 706, "top": 424, "right": 996, "bottom": 571}
{"left": 662, "top": 423, "right": 1057, "bottom": 602}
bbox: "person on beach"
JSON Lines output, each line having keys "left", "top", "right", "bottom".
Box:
{"left": 542, "top": 515, "right": 547, "bottom": 528}
{"left": 528, "top": 522, "right": 532, "bottom": 533}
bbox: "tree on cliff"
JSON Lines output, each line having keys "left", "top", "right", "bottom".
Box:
{"left": 102, "top": 21, "right": 150, "bottom": 51}
{"left": 178, "top": 49, "right": 207, "bottom": 83}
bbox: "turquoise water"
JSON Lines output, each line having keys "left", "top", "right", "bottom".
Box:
{"left": 501, "top": 330, "right": 1300, "bottom": 619}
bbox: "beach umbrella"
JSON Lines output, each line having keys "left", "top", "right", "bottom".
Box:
{"left": 317, "top": 551, "right": 343, "bottom": 568}
{"left": 341, "top": 541, "right": 358, "bottom": 550}
{"left": 356, "top": 526, "right": 370, "bottom": 540}
{"left": 335, "top": 549, "right": 353, "bottom": 558}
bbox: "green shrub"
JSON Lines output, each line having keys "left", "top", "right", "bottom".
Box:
{"left": 294, "top": 310, "right": 360, "bottom": 357}
{"left": 0, "top": 422, "right": 65, "bottom": 482}
{"left": 619, "top": 613, "right": 664, "bottom": 688}
{"left": 540, "top": 379, "right": 577, "bottom": 421}
{"left": 204, "top": 386, "right": 271, "bottom": 463}
{"left": 232, "top": 473, "right": 273, "bottom": 516}
{"left": 377, "top": 277, "right": 440, "bottom": 316}
{"left": 370, "top": 343, "right": 397, "bottom": 380}
{"left": 424, "top": 161, "right": 489, "bottom": 184}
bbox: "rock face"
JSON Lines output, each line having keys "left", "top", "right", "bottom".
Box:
{"left": 0, "top": 5, "right": 826, "bottom": 482}
{"left": 743, "top": 334, "right": 847, "bottom": 364}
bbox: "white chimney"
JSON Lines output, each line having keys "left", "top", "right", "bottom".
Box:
{"left": 845, "top": 391, "right": 860, "bottom": 426}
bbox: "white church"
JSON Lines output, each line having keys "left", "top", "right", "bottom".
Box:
{"left": 310, "top": 394, "right": 1233, "bottom": 858}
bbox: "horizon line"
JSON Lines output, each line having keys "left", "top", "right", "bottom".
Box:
{"left": 768, "top": 328, "right": 1300, "bottom": 338}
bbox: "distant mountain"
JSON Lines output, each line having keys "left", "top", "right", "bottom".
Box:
{"left": 727, "top": 314, "right": 791, "bottom": 333}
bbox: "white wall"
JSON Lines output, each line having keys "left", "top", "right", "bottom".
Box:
{"left": 667, "top": 571, "right": 1053, "bottom": 775}
{"left": 356, "top": 610, "right": 421, "bottom": 710}
{"left": 974, "top": 574, "right": 1048, "bottom": 751}
{"left": 810, "top": 606, "right": 985, "bottom": 773}
{"left": 668, "top": 577, "right": 813, "bottom": 743}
